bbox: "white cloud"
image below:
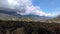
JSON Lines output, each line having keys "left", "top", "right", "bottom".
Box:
{"left": 16, "top": 0, "right": 52, "bottom": 16}
{"left": 0, "top": 0, "right": 53, "bottom": 17}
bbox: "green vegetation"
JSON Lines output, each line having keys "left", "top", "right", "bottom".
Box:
{"left": 0, "top": 20, "right": 60, "bottom": 34}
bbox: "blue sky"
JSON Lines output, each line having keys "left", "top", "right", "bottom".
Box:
{"left": 32, "top": 0, "right": 60, "bottom": 15}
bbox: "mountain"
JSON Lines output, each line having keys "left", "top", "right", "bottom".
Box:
{"left": 45, "top": 15, "right": 60, "bottom": 23}
{"left": 0, "top": 7, "right": 23, "bottom": 17}
{"left": 0, "top": 7, "right": 52, "bottom": 21}
{"left": 52, "top": 15, "right": 60, "bottom": 22}
{"left": 0, "top": 7, "right": 22, "bottom": 21}
{"left": 21, "top": 15, "right": 52, "bottom": 21}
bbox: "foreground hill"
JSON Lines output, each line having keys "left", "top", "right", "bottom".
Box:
{"left": 0, "top": 20, "right": 60, "bottom": 34}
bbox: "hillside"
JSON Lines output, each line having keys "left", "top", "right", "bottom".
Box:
{"left": 21, "top": 15, "right": 52, "bottom": 21}
{"left": 0, "top": 7, "right": 52, "bottom": 21}
{"left": 0, "top": 13, "right": 21, "bottom": 21}
{"left": 0, "top": 20, "right": 59, "bottom": 34}
{"left": 45, "top": 15, "right": 60, "bottom": 23}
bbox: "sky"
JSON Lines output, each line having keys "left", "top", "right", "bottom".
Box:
{"left": 32, "top": 0, "right": 60, "bottom": 16}
{"left": 0, "top": 0, "right": 60, "bottom": 17}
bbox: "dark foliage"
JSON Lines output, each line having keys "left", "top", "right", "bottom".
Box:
{"left": 0, "top": 20, "right": 60, "bottom": 34}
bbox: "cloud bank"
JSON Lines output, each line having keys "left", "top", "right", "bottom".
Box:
{"left": 0, "top": 0, "right": 54, "bottom": 16}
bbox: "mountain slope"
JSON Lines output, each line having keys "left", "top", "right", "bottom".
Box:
{"left": 45, "top": 15, "right": 60, "bottom": 23}
{"left": 0, "top": 7, "right": 52, "bottom": 21}
{"left": 0, "top": 8, "right": 21, "bottom": 20}
{"left": 21, "top": 15, "right": 52, "bottom": 21}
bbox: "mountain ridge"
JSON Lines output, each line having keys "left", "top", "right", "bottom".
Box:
{"left": 0, "top": 7, "right": 52, "bottom": 21}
